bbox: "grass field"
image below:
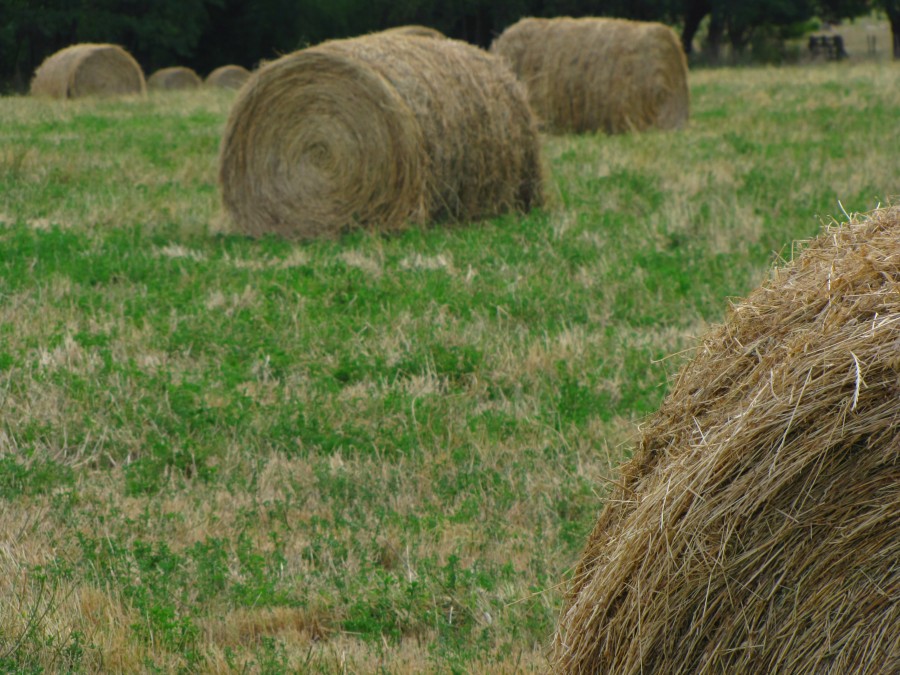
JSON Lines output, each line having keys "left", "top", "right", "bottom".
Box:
{"left": 1, "top": 61, "right": 899, "bottom": 672}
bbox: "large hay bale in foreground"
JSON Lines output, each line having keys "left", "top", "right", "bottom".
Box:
{"left": 148, "top": 66, "right": 202, "bottom": 91}
{"left": 491, "top": 17, "right": 689, "bottom": 134}
{"left": 219, "top": 33, "right": 542, "bottom": 239}
{"left": 552, "top": 206, "right": 900, "bottom": 673}
{"left": 30, "top": 43, "right": 145, "bottom": 99}
{"left": 205, "top": 65, "right": 250, "bottom": 90}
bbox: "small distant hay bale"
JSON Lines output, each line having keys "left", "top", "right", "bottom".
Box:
{"left": 30, "top": 43, "right": 146, "bottom": 99}
{"left": 218, "top": 33, "right": 542, "bottom": 240}
{"left": 491, "top": 17, "right": 689, "bottom": 134}
{"left": 205, "top": 65, "right": 251, "bottom": 90}
{"left": 552, "top": 206, "right": 900, "bottom": 673}
{"left": 148, "top": 66, "right": 202, "bottom": 91}
{"left": 381, "top": 25, "right": 445, "bottom": 39}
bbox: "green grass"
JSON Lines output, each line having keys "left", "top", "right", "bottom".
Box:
{"left": 1, "top": 64, "right": 899, "bottom": 672}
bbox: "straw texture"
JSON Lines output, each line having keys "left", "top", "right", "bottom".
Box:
{"left": 30, "top": 43, "right": 146, "bottom": 99}
{"left": 491, "top": 17, "right": 689, "bottom": 134}
{"left": 552, "top": 206, "right": 900, "bottom": 673}
{"left": 218, "top": 33, "right": 542, "bottom": 239}
{"left": 148, "top": 66, "right": 202, "bottom": 91}
{"left": 381, "top": 25, "right": 445, "bottom": 39}
{"left": 205, "top": 65, "right": 250, "bottom": 90}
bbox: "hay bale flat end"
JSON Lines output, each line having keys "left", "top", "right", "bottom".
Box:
{"left": 30, "top": 43, "right": 146, "bottom": 99}
{"left": 218, "top": 34, "right": 542, "bottom": 240}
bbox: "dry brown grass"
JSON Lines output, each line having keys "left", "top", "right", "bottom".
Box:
{"left": 0, "top": 568, "right": 145, "bottom": 672}
{"left": 218, "top": 33, "right": 543, "bottom": 239}
{"left": 148, "top": 66, "right": 202, "bottom": 91}
{"left": 553, "top": 205, "right": 900, "bottom": 673}
{"left": 491, "top": 17, "right": 689, "bottom": 134}
{"left": 205, "top": 65, "right": 250, "bottom": 90}
{"left": 30, "top": 44, "right": 146, "bottom": 99}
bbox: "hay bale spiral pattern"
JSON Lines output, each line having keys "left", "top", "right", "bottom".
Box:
{"left": 218, "top": 33, "right": 542, "bottom": 239}
{"left": 491, "top": 17, "right": 689, "bottom": 134}
{"left": 30, "top": 43, "right": 146, "bottom": 99}
{"left": 553, "top": 206, "right": 900, "bottom": 673}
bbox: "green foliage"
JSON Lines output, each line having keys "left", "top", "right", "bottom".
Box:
{"left": 0, "top": 456, "right": 73, "bottom": 500}
{"left": 72, "top": 530, "right": 294, "bottom": 656}
{"left": 123, "top": 437, "right": 215, "bottom": 496}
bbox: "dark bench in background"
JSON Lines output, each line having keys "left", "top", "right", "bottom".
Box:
{"left": 809, "top": 35, "right": 848, "bottom": 60}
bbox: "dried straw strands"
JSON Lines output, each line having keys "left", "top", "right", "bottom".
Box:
{"left": 552, "top": 206, "right": 900, "bottom": 673}
{"left": 381, "top": 25, "right": 445, "bottom": 39}
{"left": 205, "top": 65, "right": 250, "bottom": 90}
{"left": 491, "top": 17, "right": 689, "bottom": 134}
{"left": 148, "top": 66, "right": 202, "bottom": 91}
{"left": 218, "top": 33, "right": 542, "bottom": 239}
{"left": 30, "top": 43, "right": 146, "bottom": 99}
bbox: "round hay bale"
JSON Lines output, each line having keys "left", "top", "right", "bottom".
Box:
{"left": 148, "top": 66, "right": 202, "bottom": 91}
{"left": 30, "top": 43, "right": 146, "bottom": 99}
{"left": 552, "top": 206, "right": 900, "bottom": 673}
{"left": 381, "top": 25, "right": 445, "bottom": 39}
{"left": 218, "top": 33, "right": 542, "bottom": 239}
{"left": 205, "top": 65, "right": 251, "bottom": 90}
{"left": 491, "top": 17, "right": 689, "bottom": 134}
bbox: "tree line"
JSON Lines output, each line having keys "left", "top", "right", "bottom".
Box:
{"left": 2, "top": 0, "right": 898, "bottom": 91}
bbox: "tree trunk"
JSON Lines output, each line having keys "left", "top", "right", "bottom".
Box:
{"left": 680, "top": 0, "right": 711, "bottom": 56}
{"left": 703, "top": 9, "right": 725, "bottom": 63}
{"left": 887, "top": 6, "right": 900, "bottom": 59}
{"left": 727, "top": 20, "right": 752, "bottom": 60}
